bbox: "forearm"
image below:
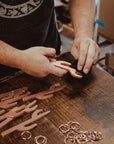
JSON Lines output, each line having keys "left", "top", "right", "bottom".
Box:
{"left": 69, "top": 0, "right": 95, "bottom": 38}
{"left": 0, "top": 40, "right": 22, "bottom": 68}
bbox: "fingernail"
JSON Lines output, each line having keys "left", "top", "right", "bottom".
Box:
{"left": 84, "top": 69, "right": 89, "bottom": 74}
{"left": 78, "top": 66, "right": 82, "bottom": 70}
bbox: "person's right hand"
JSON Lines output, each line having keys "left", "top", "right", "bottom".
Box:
{"left": 18, "top": 47, "right": 67, "bottom": 77}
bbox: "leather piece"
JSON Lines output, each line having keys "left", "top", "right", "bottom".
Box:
{"left": 1, "top": 109, "right": 50, "bottom": 137}
{"left": 0, "top": 100, "right": 38, "bottom": 129}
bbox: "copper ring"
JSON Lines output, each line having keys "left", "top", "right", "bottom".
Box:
{"left": 76, "top": 133, "right": 88, "bottom": 144}
{"left": 34, "top": 135, "right": 47, "bottom": 144}
{"left": 86, "top": 141, "right": 95, "bottom": 144}
{"left": 64, "top": 137, "right": 75, "bottom": 144}
{"left": 67, "top": 121, "right": 80, "bottom": 131}
{"left": 59, "top": 124, "right": 69, "bottom": 134}
{"left": 66, "top": 129, "right": 78, "bottom": 139}
{"left": 67, "top": 121, "right": 73, "bottom": 126}
{"left": 86, "top": 131, "right": 96, "bottom": 141}
{"left": 85, "top": 131, "right": 102, "bottom": 141}
{"left": 94, "top": 131, "right": 103, "bottom": 140}
{"left": 59, "top": 122, "right": 103, "bottom": 143}
{"left": 92, "top": 131, "right": 103, "bottom": 140}
{"left": 21, "top": 131, "right": 32, "bottom": 140}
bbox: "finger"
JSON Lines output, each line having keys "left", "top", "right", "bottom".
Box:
{"left": 55, "top": 61, "right": 71, "bottom": 66}
{"left": 83, "top": 44, "right": 96, "bottom": 74}
{"left": 77, "top": 42, "right": 89, "bottom": 71}
{"left": 93, "top": 53, "right": 97, "bottom": 65}
{"left": 49, "top": 64, "right": 67, "bottom": 77}
{"left": 93, "top": 47, "right": 101, "bottom": 64}
{"left": 43, "top": 48, "right": 56, "bottom": 57}
{"left": 93, "top": 50, "right": 99, "bottom": 65}
{"left": 71, "top": 45, "right": 79, "bottom": 60}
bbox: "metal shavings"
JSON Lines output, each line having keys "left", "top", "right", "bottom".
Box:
{"left": 58, "top": 121, "right": 103, "bottom": 144}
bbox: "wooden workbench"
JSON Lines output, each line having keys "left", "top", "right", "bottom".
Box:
{"left": 0, "top": 53, "right": 113, "bottom": 144}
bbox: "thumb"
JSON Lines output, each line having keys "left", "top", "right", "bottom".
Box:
{"left": 43, "top": 48, "right": 56, "bottom": 57}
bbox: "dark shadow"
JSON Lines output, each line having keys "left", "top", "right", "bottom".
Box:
{"left": 56, "top": 52, "right": 96, "bottom": 99}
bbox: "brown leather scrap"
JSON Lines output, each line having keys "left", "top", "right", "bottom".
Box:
{"left": 0, "top": 100, "right": 38, "bottom": 129}
{"left": 23, "top": 83, "right": 66, "bottom": 101}
{"left": 1, "top": 109, "right": 50, "bottom": 137}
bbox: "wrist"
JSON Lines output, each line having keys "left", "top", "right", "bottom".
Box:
{"left": 4, "top": 47, "right": 24, "bottom": 69}
{"left": 74, "top": 30, "right": 93, "bottom": 40}
{"left": 74, "top": 36, "right": 93, "bottom": 41}
{"left": 12, "top": 49, "right": 24, "bottom": 69}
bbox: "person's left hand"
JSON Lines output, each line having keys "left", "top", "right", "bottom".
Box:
{"left": 71, "top": 37, "right": 100, "bottom": 74}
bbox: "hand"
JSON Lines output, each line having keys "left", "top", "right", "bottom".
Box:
{"left": 18, "top": 47, "right": 67, "bottom": 77}
{"left": 71, "top": 37, "right": 100, "bottom": 74}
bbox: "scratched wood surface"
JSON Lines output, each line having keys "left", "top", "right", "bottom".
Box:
{"left": 0, "top": 53, "right": 114, "bottom": 144}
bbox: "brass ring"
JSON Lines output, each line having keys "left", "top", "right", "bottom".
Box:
{"left": 76, "top": 133, "right": 88, "bottom": 144}
{"left": 59, "top": 124, "right": 69, "bottom": 134}
{"left": 64, "top": 137, "right": 75, "bottom": 144}
{"left": 21, "top": 131, "right": 32, "bottom": 140}
{"left": 34, "top": 135, "right": 47, "bottom": 144}
{"left": 66, "top": 129, "right": 78, "bottom": 139}
{"left": 89, "top": 131, "right": 103, "bottom": 141}
{"left": 67, "top": 121, "right": 80, "bottom": 131}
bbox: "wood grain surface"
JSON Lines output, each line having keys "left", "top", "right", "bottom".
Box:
{"left": 0, "top": 53, "right": 114, "bottom": 144}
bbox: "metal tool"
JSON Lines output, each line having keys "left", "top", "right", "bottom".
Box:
{"left": 1, "top": 109, "right": 50, "bottom": 137}
{"left": 51, "top": 60, "right": 82, "bottom": 79}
